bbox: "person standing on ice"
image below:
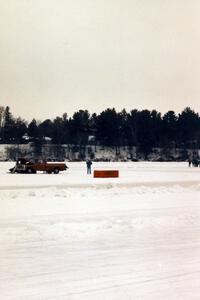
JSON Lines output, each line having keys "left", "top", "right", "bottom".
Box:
{"left": 188, "top": 157, "right": 192, "bottom": 167}
{"left": 86, "top": 159, "right": 92, "bottom": 174}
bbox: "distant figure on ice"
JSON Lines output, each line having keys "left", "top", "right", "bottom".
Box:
{"left": 86, "top": 159, "right": 92, "bottom": 174}
{"left": 192, "top": 158, "right": 199, "bottom": 167}
{"left": 188, "top": 158, "right": 192, "bottom": 167}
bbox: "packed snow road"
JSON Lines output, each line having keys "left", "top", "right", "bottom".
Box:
{"left": 0, "top": 162, "right": 200, "bottom": 299}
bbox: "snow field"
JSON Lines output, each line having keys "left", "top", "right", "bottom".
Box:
{"left": 0, "top": 162, "right": 200, "bottom": 299}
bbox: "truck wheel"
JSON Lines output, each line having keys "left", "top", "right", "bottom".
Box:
{"left": 27, "top": 168, "right": 33, "bottom": 174}
{"left": 54, "top": 168, "right": 59, "bottom": 174}
{"left": 27, "top": 168, "right": 36, "bottom": 174}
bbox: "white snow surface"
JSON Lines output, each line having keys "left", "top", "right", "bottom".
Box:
{"left": 0, "top": 162, "right": 200, "bottom": 299}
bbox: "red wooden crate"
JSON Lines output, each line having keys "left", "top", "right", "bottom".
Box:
{"left": 93, "top": 170, "right": 119, "bottom": 178}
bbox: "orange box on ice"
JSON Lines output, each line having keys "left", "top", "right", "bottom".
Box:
{"left": 93, "top": 170, "right": 119, "bottom": 178}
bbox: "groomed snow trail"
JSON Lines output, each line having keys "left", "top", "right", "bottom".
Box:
{"left": 0, "top": 162, "right": 200, "bottom": 299}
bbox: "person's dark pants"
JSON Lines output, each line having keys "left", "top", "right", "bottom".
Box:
{"left": 87, "top": 167, "right": 91, "bottom": 174}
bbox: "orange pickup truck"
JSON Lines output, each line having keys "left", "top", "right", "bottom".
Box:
{"left": 10, "top": 158, "right": 68, "bottom": 174}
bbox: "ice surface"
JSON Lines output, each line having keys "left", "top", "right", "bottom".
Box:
{"left": 0, "top": 162, "right": 200, "bottom": 299}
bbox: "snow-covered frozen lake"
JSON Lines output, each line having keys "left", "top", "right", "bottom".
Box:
{"left": 0, "top": 162, "right": 200, "bottom": 299}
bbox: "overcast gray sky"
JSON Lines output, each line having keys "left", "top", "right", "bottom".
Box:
{"left": 0, "top": 0, "right": 200, "bottom": 120}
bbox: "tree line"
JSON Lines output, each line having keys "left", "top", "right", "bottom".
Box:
{"left": 0, "top": 106, "right": 200, "bottom": 156}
